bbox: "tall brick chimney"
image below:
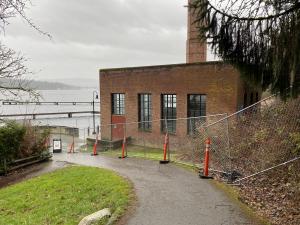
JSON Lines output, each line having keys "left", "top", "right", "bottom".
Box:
{"left": 186, "top": 0, "right": 207, "bottom": 63}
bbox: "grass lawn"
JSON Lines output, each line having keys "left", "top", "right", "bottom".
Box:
{"left": 0, "top": 166, "right": 133, "bottom": 225}
{"left": 80, "top": 144, "right": 201, "bottom": 171}
{"left": 99, "top": 145, "right": 201, "bottom": 171}
{"left": 101, "top": 145, "right": 177, "bottom": 161}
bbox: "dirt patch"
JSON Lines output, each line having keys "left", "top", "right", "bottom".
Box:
{"left": 0, "top": 160, "right": 69, "bottom": 189}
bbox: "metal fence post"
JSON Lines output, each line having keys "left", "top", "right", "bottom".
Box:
{"left": 225, "top": 114, "right": 232, "bottom": 175}
{"left": 190, "top": 118, "right": 196, "bottom": 168}
{"left": 124, "top": 123, "right": 127, "bottom": 157}
{"left": 142, "top": 121, "right": 146, "bottom": 158}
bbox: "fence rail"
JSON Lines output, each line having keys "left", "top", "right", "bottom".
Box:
{"left": 2, "top": 101, "right": 100, "bottom": 105}
{"left": 0, "top": 111, "right": 100, "bottom": 119}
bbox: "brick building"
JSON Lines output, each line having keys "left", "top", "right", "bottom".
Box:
{"left": 99, "top": 0, "right": 259, "bottom": 146}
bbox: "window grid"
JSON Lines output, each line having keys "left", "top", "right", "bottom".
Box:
{"left": 161, "top": 94, "right": 177, "bottom": 133}
{"left": 112, "top": 93, "right": 125, "bottom": 115}
{"left": 188, "top": 94, "right": 206, "bottom": 134}
{"left": 138, "top": 94, "right": 152, "bottom": 131}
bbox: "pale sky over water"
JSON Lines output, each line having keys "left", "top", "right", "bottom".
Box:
{"left": 1, "top": 0, "right": 214, "bottom": 86}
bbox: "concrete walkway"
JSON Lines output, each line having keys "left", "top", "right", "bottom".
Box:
{"left": 53, "top": 153, "right": 255, "bottom": 225}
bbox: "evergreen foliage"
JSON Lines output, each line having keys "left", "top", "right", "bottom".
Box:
{"left": 190, "top": 0, "right": 300, "bottom": 97}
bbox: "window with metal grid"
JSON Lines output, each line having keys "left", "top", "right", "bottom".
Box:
{"left": 161, "top": 94, "right": 177, "bottom": 133}
{"left": 138, "top": 94, "right": 152, "bottom": 131}
{"left": 112, "top": 93, "right": 125, "bottom": 115}
{"left": 187, "top": 94, "right": 206, "bottom": 134}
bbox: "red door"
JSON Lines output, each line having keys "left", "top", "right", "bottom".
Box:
{"left": 111, "top": 115, "right": 126, "bottom": 140}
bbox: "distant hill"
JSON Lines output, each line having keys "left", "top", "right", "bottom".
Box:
{"left": 0, "top": 79, "right": 81, "bottom": 90}
{"left": 29, "top": 80, "right": 81, "bottom": 90}
{"left": 44, "top": 78, "right": 99, "bottom": 89}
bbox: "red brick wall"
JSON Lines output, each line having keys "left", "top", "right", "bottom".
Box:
{"left": 186, "top": 0, "right": 207, "bottom": 63}
{"left": 99, "top": 62, "right": 244, "bottom": 145}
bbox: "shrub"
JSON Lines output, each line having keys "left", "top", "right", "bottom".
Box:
{"left": 19, "top": 123, "right": 50, "bottom": 158}
{"left": 0, "top": 120, "right": 50, "bottom": 173}
{"left": 0, "top": 121, "right": 26, "bottom": 172}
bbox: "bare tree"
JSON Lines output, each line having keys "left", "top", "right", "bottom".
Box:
{"left": 0, "top": 0, "right": 51, "bottom": 101}
{"left": 190, "top": 0, "right": 300, "bottom": 97}
{"left": 0, "top": 44, "right": 37, "bottom": 101}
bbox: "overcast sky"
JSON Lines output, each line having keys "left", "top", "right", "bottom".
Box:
{"left": 1, "top": 0, "right": 207, "bottom": 86}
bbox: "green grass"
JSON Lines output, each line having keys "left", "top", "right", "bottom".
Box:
{"left": 0, "top": 166, "right": 133, "bottom": 225}
{"left": 82, "top": 144, "right": 201, "bottom": 171}
{"left": 100, "top": 145, "right": 201, "bottom": 172}
{"left": 101, "top": 145, "right": 177, "bottom": 161}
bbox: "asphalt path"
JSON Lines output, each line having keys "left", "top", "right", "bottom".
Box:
{"left": 52, "top": 153, "right": 256, "bottom": 225}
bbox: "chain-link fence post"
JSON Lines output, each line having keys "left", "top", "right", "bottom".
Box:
{"left": 124, "top": 122, "right": 127, "bottom": 157}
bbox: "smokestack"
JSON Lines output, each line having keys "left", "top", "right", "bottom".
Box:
{"left": 186, "top": 0, "right": 207, "bottom": 63}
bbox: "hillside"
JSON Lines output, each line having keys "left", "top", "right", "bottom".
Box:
{"left": 0, "top": 79, "right": 81, "bottom": 90}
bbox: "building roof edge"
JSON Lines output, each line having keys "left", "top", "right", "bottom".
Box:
{"left": 99, "top": 61, "right": 226, "bottom": 73}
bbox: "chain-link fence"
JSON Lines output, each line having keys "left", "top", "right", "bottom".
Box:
{"left": 98, "top": 114, "right": 227, "bottom": 167}
{"left": 195, "top": 95, "right": 300, "bottom": 225}
{"left": 198, "top": 95, "right": 300, "bottom": 183}
{"left": 12, "top": 116, "right": 100, "bottom": 154}
{"left": 5, "top": 100, "right": 299, "bottom": 225}
{"left": 10, "top": 113, "right": 227, "bottom": 168}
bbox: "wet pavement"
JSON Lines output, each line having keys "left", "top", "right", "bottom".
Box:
{"left": 51, "top": 153, "right": 256, "bottom": 225}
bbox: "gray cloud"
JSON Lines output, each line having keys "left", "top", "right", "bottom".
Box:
{"left": 1, "top": 0, "right": 208, "bottom": 85}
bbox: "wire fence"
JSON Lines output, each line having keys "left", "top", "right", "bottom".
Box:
{"left": 198, "top": 95, "right": 300, "bottom": 183}
{"left": 3, "top": 98, "right": 299, "bottom": 225}
{"left": 196, "top": 95, "right": 300, "bottom": 225}
{"left": 7, "top": 94, "right": 299, "bottom": 185}
{"left": 10, "top": 114, "right": 227, "bottom": 168}
{"left": 98, "top": 114, "right": 227, "bottom": 167}
{"left": 6, "top": 116, "right": 100, "bottom": 155}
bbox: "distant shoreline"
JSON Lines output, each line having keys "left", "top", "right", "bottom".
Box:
{"left": 0, "top": 78, "right": 98, "bottom": 90}
{"left": 36, "top": 87, "right": 98, "bottom": 90}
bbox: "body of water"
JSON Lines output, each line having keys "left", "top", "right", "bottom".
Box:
{"left": 0, "top": 89, "right": 100, "bottom": 130}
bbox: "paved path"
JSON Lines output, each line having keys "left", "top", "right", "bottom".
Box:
{"left": 53, "top": 153, "right": 255, "bottom": 225}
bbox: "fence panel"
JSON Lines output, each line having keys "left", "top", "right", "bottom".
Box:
{"left": 97, "top": 114, "right": 227, "bottom": 167}
{"left": 199, "top": 95, "right": 300, "bottom": 182}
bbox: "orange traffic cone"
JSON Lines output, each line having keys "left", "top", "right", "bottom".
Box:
{"left": 119, "top": 136, "right": 127, "bottom": 159}
{"left": 91, "top": 143, "right": 98, "bottom": 155}
{"left": 91, "top": 135, "right": 98, "bottom": 156}
{"left": 200, "top": 138, "right": 213, "bottom": 179}
{"left": 160, "top": 132, "right": 170, "bottom": 164}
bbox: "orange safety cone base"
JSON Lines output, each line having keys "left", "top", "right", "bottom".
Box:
{"left": 91, "top": 152, "right": 98, "bottom": 156}
{"left": 199, "top": 174, "right": 213, "bottom": 179}
{"left": 159, "top": 160, "right": 170, "bottom": 164}
{"left": 118, "top": 155, "right": 127, "bottom": 159}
